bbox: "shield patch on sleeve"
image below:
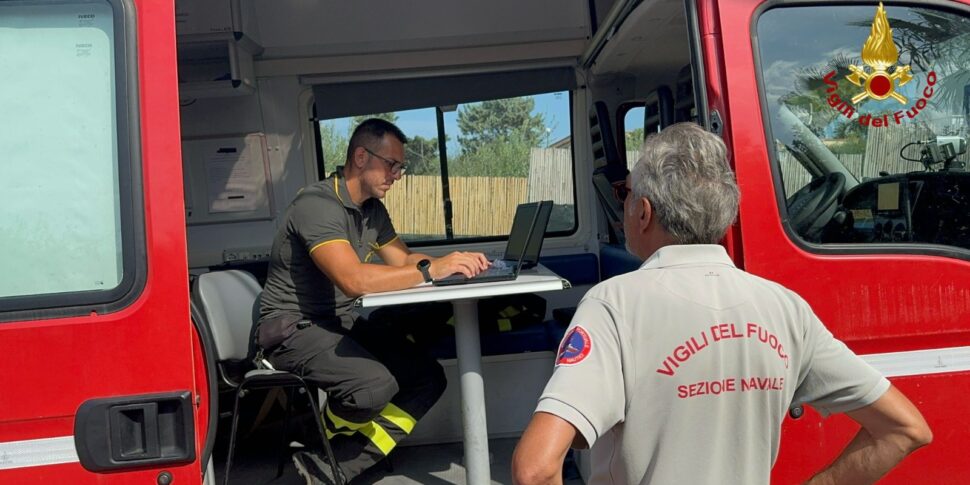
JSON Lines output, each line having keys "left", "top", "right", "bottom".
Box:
{"left": 557, "top": 326, "right": 592, "bottom": 366}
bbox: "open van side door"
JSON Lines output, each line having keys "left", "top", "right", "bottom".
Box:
{"left": 0, "top": 1, "right": 207, "bottom": 482}
{"left": 697, "top": 0, "right": 970, "bottom": 482}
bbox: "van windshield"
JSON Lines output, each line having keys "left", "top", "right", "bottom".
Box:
{"left": 757, "top": 4, "right": 970, "bottom": 251}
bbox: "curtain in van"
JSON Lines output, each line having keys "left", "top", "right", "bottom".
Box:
{"left": 311, "top": 67, "right": 576, "bottom": 120}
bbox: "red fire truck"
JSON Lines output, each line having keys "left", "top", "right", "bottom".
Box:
{"left": 1, "top": 0, "right": 968, "bottom": 483}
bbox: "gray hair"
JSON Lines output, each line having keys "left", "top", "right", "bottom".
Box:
{"left": 630, "top": 123, "right": 739, "bottom": 244}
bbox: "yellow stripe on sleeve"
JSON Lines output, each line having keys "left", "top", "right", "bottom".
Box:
{"left": 309, "top": 239, "right": 350, "bottom": 254}
{"left": 379, "top": 403, "right": 417, "bottom": 434}
{"left": 374, "top": 235, "right": 399, "bottom": 250}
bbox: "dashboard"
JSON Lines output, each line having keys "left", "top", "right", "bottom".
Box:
{"left": 825, "top": 171, "right": 970, "bottom": 248}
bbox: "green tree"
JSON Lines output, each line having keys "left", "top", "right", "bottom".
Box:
{"left": 831, "top": 119, "right": 867, "bottom": 154}
{"left": 450, "top": 132, "right": 533, "bottom": 177}
{"left": 454, "top": 98, "right": 548, "bottom": 176}
{"left": 457, "top": 98, "right": 546, "bottom": 153}
{"left": 405, "top": 135, "right": 441, "bottom": 175}
{"left": 625, "top": 128, "right": 645, "bottom": 151}
{"left": 319, "top": 121, "right": 348, "bottom": 170}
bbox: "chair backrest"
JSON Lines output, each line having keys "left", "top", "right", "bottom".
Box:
{"left": 193, "top": 270, "right": 262, "bottom": 362}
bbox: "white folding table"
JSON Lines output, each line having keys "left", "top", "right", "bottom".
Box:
{"left": 355, "top": 267, "right": 570, "bottom": 485}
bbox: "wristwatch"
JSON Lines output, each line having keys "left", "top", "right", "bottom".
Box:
{"left": 417, "top": 259, "right": 433, "bottom": 283}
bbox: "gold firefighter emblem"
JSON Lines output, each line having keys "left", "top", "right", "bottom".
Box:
{"left": 845, "top": 2, "right": 912, "bottom": 105}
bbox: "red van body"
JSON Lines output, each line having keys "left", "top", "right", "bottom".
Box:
{"left": 1, "top": 0, "right": 968, "bottom": 483}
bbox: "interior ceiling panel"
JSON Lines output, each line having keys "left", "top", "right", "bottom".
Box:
{"left": 590, "top": 0, "right": 690, "bottom": 79}
{"left": 251, "top": 0, "right": 591, "bottom": 59}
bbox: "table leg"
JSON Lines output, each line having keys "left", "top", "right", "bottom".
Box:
{"left": 452, "top": 299, "right": 490, "bottom": 485}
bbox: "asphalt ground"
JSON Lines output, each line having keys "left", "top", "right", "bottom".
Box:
{"left": 211, "top": 388, "right": 583, "bottom": 485}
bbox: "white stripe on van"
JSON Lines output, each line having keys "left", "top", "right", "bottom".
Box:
{"left": 0, "top": 347, "right": 968, "bottom": 470}
{"left": 0, "top": 435, "right": 78, "bottom": 470}
{"left": 862, "top": 345, "right": 970, "bottom": 378}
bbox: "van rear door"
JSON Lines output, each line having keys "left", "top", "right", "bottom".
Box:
{"left": 703, "top": 0, "right": 970, "bottom": 481}
{"left": 0, "top": 1, "right": 205, "bottom": 482}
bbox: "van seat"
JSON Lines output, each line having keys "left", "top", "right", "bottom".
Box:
{"left": 600, "top": 243, "right": 642, "bottom": 280}
{"left": 539, "top": 253, "right": 599, "bottom": 286}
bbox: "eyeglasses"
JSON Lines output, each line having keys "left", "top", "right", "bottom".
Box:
{"left": 364, "top": 148, "right": 408, "bottom": 175}
{"left": 612, "top": 182, "right": 632, "bottom": 204}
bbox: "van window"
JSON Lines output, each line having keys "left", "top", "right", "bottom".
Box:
{"left": 757, "top": 4, "right": 970, "bottom": 253}
{"left": 317, "top": 91, "right": 575, "bottom": 243}
{"left": 620, "top": 105, "right": 646, "bottom": 169}
{"left": 0, "top": 1, "right": 137, "bottom": 307}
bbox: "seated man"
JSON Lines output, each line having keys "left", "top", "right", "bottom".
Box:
{"left": 256, "top": 118, "right": 489, "bottom": 484}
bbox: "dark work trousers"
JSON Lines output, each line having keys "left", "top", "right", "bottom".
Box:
{"left": 266, "top": 316, "right": 447, "bottom": 481}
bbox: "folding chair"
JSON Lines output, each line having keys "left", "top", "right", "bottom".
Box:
{"left": 192, "top": 269, "right": 343, "bottom": 485}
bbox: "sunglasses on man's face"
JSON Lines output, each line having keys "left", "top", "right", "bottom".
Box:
{"left": 612, "top": 182, "right": 632, "bottom": 204}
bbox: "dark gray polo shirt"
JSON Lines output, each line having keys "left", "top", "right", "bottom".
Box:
{"left": 259, "top": 174, "right": 398, "bottom": 327}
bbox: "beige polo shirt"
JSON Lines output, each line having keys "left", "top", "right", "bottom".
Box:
{"left": 536, "top": 245, "right": 889, "bottom": 485}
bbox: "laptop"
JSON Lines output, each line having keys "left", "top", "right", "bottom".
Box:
{"left": 433, "top": 200, "right": 553, "bottom": 286}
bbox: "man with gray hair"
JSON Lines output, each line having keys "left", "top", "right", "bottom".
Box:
{"left": 512, "top": 123, "right": 930, "bottom": 484}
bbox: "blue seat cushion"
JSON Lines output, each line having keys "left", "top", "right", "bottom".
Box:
{"left": 600, "top": 243, "right": 641, "bottom": 280}
{"left": 540, "top": 253, "right": 599, "bottom": 286}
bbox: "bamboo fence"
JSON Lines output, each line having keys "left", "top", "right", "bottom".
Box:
{"left": 382, "top": 176, "right": 528, "bottom": 237}
{"left": 382, "top": 148, "right": 575, "bottom": 237}
{"left": 527, "top": 147, "right": 575, "bottom": 204}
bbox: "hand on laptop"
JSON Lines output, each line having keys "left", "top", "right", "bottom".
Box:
{"left": 430, "top": 251, "right": 490, "bottom": 279}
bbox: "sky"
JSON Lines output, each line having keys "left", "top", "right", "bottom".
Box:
{"left": 323, "top": 90, "right": 645, "bottom": 153}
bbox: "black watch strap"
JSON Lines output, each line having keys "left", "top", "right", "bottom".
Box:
{"left": 417, "top": 259, "right": 433, "bottom": 283}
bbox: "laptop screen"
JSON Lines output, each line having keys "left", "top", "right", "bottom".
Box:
{"left": 502, "top": 202, "right": 540, "bottom": 263}
{"left": 520, "top": 201, "right": 552, "bottom": 267}
{"left": 503, "top": 200, "right": 553, "bottom": 265}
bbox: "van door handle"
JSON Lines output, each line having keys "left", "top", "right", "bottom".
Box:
{"left": 110, "top": 402, "right": 161, "bottom": 460}
{"left": 75, "top": 391, "right": 196, "bottom": 472}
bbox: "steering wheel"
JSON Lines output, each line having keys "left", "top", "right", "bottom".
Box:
{"left": 787, "top": 172, "right": 846, "bottom": 241}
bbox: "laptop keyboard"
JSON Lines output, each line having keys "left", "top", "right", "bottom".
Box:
{"left": 434, "top": 260, "right": 515, "bottom": 284}
{"left": 474, "top": 265, "right": 514, "bottom": 278}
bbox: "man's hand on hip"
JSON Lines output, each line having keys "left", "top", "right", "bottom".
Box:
{"left": 805, "top": 385, "right": 932, "bottom": 485}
